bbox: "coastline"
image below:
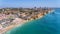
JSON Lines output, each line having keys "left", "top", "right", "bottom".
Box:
{"left": 0, "top": 10, "right": 54, "bottom": 34}
{"left": 0, "top": 18, "right": 26, "bottom": 34}
{"left": 4, "top": 14, "right": 44, "bottom": 34}
{"left": 5, "top": 11, "right": 51, "bottom": 34}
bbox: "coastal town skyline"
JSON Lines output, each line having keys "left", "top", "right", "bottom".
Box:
{"left": 0, "top": 0, "right": 60, "bottom": 8}
{"left": 0, "top": 0, "right": 60, "bottom": 34}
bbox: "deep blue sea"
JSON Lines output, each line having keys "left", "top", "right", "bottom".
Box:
{"left": 5, "top": 8, "right": 60, "bottom": 34}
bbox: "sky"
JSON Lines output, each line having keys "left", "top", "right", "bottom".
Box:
{"left": 0, "top": 0, "right": 60, "bottom": 8}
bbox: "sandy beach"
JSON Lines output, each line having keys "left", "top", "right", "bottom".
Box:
{"left": 0, "top": 8, "right": 53, "bottom": 34}
{"left": 0, "top": 11, "right": 52, "bottom": 34}
{"left": 0, "top": 18, "right": 26, "bottom": 34}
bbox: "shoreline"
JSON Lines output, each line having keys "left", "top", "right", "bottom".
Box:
{"left": 4, "top": 15, "right": 44, "bottom": 34}
{"left": 0, "top": 10, "right": 54, "bottom": 34}
{"left": 0, "top": 18, "right": 26, "bottom": 34}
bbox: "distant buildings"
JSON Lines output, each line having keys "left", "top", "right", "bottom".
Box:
{"left": 0, "top": 7, "right": 53, "bottom": 34}
{"left": 0, "top": 7, "right": 52, "bottom": 20}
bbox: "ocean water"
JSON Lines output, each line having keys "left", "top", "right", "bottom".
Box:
{"left": 5, "top": 8, "right": 60, "bottom": 34}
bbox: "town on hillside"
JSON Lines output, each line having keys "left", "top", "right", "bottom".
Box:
{"left": 0, "top": 7, "right": 53, "bottom": 34}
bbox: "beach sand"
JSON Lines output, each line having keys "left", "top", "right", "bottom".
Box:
{"left": 0, "top": 18, "right": 26, "bottom": 34}
{"left": 0, "top": 10, "right": 53, "bottom": 34}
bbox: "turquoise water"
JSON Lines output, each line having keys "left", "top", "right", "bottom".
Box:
{"left": 5, "top": 9, "right": 60, "bottom": 34}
